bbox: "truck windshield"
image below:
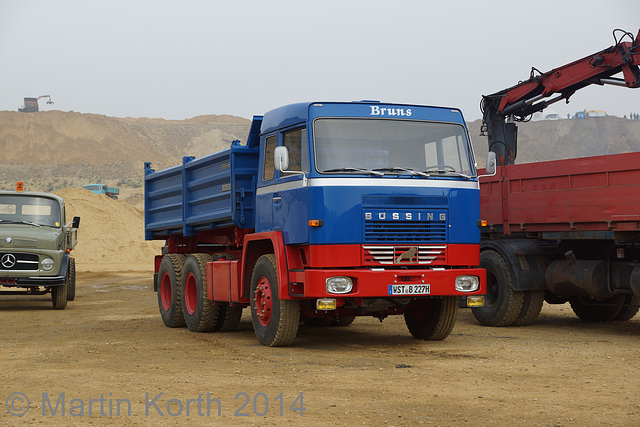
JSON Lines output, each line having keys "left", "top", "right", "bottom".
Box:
{"left": 0, "top": 196, "right": 62, "bottom": 228}
{"left": 314, "top": 118, "right": 474, "bottom": 177}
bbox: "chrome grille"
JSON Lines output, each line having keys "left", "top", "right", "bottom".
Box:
{"left": 363, "top": 245, "right": 447, "bottom": 265}
{"left": 0, "top": 253, "right": 39, "bottom": 271}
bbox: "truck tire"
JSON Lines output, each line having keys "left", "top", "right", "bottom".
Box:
{"left": 332, "top": 316, "right": 356, "bottom": 327}
{"left": 301, "top": 316, "right": 333, "bottom": 327}
{"left": 182, "top": 254, "right": 219, "bottom": 332}
{"left": 66, "top": 257, "right": 76, "bottom": 301}
{"left": 157, "top": 254, "right": 186, "bottom": 328}
{"left": 513, "top": 290, "right": 545, "bottom": 326}
{"left": 404, "top": 296, "right": 458, "bottom": 340}
{"left": 250, "top": 254, "right": 300, "bottom": 346}
{"left": 569, "top": 296, "right": 624, "bottom": 322}
{"left": 471, "top": 250, "right": 524, "bottom": 327}
{"left": 615, "top": 295, "right": 639, "bottom": 321}
{"left": 51, "top": 284, "right": 68, "bottom": 310}
{"left": 214, "top": 306, "right": 244, "bottom": 332}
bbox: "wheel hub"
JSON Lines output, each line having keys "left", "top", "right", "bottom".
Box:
{"left": 254, "top": 277, "right": 273, "bottom": 327}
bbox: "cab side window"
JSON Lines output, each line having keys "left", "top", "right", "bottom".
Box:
{"left": 283, "top": 128, "right": 308, "bottom": 172}
{"left": 263, "top": 135, "right": 276, "bottom": 181}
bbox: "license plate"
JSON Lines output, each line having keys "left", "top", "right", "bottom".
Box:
{"left": 388, "top": 284, "right": 430, "bottom": 295}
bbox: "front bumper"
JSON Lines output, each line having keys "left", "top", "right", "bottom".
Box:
{"left": 0, "top": 275, "right": 66, "bottom": 287}
{"left": 287, "top": 267, "right": 486, "bottom": 298}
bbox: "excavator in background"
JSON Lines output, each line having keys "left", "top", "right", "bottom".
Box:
{"left": 18, "top": 95, "right": 54, "bottom": 113}
{"left": 473, "top": 29, "right": 640, "bottom": 327}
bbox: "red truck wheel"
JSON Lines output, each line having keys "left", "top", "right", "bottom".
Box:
{"left": 157, "top": 254, "right": 186, "bottom": 328}
{"left": 250, "top": 254, "right": 300, "bottom": 346}
{"left": 182, "top": 254, "right": 219, "bottom": 332}
{"left": 404, "top": 296, "right": 457, "bottom": 340}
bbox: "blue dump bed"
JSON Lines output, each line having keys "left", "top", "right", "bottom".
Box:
{"left": 144, "top": 142, "right": 259, "bottom": 240}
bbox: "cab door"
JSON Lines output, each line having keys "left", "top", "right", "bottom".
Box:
{"left": 272, "top": 128, "right": 309, "bottom": 244}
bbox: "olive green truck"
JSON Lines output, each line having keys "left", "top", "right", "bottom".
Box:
{"left": 0, "top": 190, "right": 80, "bottom": 309}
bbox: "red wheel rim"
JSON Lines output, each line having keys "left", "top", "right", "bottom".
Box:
{"left": 160, "top": 272, "right": 172, "bottom": 311}
{"left": 184, "top": 272, "right": 198, "bottom": 315}
{"left": 254, "top": 276, "right": 273, "bottom": 327}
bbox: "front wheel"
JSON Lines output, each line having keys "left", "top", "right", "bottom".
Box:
{"left": 66, "top": 258, "right": 76, "bottom": 301}
{"left": 332, "top": 316, "right": 355, "bottom": 327}
{"left": 250, "top": 254, "right": 300, "bottom": 346}
{"left": 51, "top": 284, "right": 68, "bottom": 310}
{"left": 513, "top": 290, "right": 545, "bottom": 326}
{"left": 471, "top": 250, "right": 524, "bottom": 326}
{"left": 404, "top": 297, "right": 458, "bottom": 340}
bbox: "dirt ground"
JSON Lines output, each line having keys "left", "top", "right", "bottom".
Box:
{"left": 1, "top": 268, "right": 638, "bottom": 426}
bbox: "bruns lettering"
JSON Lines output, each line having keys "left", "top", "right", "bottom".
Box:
{"left": 369, "top": 106, "right": 412, "bottom": 117}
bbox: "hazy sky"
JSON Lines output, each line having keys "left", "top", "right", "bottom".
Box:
{"left": 2, "top": 0, "right": 639, "bottom": 122}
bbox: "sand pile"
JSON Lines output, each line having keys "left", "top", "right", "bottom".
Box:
{"left": 55, "top": 188, "right": 163, "bottom": 272}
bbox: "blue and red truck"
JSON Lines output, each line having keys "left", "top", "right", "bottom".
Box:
{"left": 144, "top": 101, "right": 487, "bottom": 346}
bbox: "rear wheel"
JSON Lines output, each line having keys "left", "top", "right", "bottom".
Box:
{"left": 250, "top": 254, "right": 300, "bottom": 346}
{"left": 615, "top": 295, "right": 639, "bottom": 321}
{"left": 471, "top": 250, "right": 524, "bottom": 326}
{"left": 51, "top": 284, "right": 68, "bottom": 310}
{"left": 182, "top": 254, "right": 219, "bottom": 332}
{"left": 157, "top": 254, "right": 186, "bottom": 328}
{"left": 570, "top": 295, "right": 624, "bottom": 322}
{"left": 215, "top": 306, "right": 244, "bottom": 332}
{"left": 66, "top": 258, "right": 76, "bottom": 301}
{"left": 404, "top": 296, "right": 458, "bottom": 340}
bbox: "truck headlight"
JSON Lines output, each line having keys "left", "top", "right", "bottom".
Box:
{"left": 325, "top": 276, "right": 353, "bottom": 294}
{"left": 455, "top": 275, "right": 479, "bottom": 292}
{"left": 41, "top": 258, "right": 55, "bottom": 271}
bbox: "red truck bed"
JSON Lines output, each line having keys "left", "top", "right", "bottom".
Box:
{"left": 480, "top": 152, "right": 640, "bottom": 234}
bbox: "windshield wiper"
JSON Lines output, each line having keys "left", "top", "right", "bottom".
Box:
{"left": 0, "top": 219, "right": 41, "bottom": 227}
{"left": 372, "top": 167, "right": 431, "bottom": 178}
{"left": 323, "top": 167, "right": 384, "bottom": 176}
{"left": 428, "top": 170, "right": 474, "bottom": 179}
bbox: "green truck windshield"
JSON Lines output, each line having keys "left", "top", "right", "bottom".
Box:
{"left": 0, "top": 196, "right": 62, "bottom": 228}
{"left": 313, "top": 118, "right": 474, "bottom": 177}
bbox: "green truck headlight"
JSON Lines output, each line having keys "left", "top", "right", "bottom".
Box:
{"left": 41, "top": 258, "right": 55, "bottom": 271}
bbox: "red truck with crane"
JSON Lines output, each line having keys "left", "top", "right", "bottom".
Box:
{"left": 473, "top": 28, "right": 640, "bottom": 326}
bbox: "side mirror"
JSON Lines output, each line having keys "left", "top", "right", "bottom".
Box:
{"left": 274, "top": 146, "right": 289, "bottom": 172}
{"left": 485, "top": 151, "right": 497, "bottom": 175}
{"left": 72, "top": 216, "right": 81, "bottom": 229}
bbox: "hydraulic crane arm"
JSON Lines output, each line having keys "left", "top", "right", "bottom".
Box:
{"left": 481, "top": 29, "right": 640, "bottom": 166}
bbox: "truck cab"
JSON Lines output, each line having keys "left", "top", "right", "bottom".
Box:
{"left": 256, "top": 101, "right": 481, "bottom": 258}
{"left": 0, "top": 190, "right": 80, "bottom": 309}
